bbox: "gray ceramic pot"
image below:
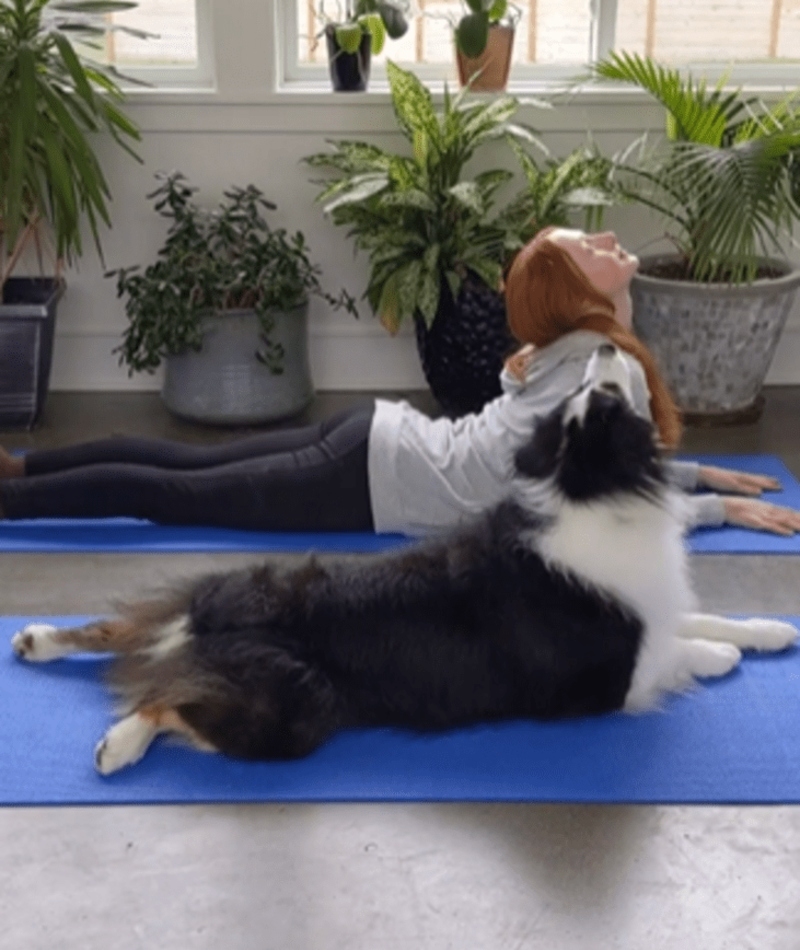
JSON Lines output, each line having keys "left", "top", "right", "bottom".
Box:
{"left": 161, "top": 304, "right": 314, "bottom": 425}
{"left": 631, "top": 256, "right": 800, "bottom": 422}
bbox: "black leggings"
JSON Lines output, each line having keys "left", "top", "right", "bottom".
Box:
{"left": 0, "top": 406, "right": 376, "bottom": 531}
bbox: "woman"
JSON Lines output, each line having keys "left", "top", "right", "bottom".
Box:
{"left": 0, "top": 228, "right": 797, "bottom": 536}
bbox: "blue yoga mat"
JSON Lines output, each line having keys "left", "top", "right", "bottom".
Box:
{"left": 0, "top": 454, "right": 796, "bottom": 555}
{"left": 2, "top": 615, "right": 799, "bottom": 805}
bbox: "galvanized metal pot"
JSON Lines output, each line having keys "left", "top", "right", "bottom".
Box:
{"left": 161, "top": 304, "right": 314, "bottom": 425}
{"left": 630, "top": 256, "right": 800, "bottom": 423}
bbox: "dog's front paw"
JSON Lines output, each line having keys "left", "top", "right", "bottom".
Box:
{"left": 11, "top": 624, "right": 61, "bottom": 662}
{"left": 95, "top": 714, "right": 155, "bottom": 776}
{"left": 737, "top": 619, "right": 798, "bottom": 653}
{"left": 689, "top": 640, "right": 742, "bottom": 679}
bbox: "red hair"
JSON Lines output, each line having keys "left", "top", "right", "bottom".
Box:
{"left": 503, "top": 229, "right": 682, "bottom": 449}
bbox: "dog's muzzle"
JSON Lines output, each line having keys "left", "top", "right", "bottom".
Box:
{"left": 564, "top": 344, "right": 635, "bottom": 426}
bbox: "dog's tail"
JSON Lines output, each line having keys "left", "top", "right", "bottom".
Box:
{"left": 105, "top": 574, "right": 344, "bottom": 760}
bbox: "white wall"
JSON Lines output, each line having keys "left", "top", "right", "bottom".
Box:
{"left": 44, "top": 1, "right": 800, "bottom": 391}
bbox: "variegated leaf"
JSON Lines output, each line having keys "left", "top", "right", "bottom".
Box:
{"left": 322, "top": 174, "right": 389, "bottom": 214}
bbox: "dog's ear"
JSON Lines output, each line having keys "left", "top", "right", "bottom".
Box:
{"left": 515, "top": 408, "right": 565, "bottom": 480}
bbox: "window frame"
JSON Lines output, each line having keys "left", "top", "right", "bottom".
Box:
{"left": 112, "top": 0, "right": 215, "bottom": 91}
{"left": 278, "top": 0, "right": 800, "bottom": 95}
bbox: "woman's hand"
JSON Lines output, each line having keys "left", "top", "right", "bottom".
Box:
{"left": 723, "top": 497, "right": 800, "bottom": 536}
{"left": 698, "top": 464, "right": 781, "bottom": 496}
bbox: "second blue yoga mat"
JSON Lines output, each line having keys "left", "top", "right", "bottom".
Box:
{"left": 0, "top": 454, "right": 796, "bottom": 555}
{"left": 1, "top": 615, "right": 799, "bottom": 806}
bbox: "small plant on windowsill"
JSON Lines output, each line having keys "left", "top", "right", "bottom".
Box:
{"left": 110, "top": 172, "right": 358, "bottom": 424}
{"left": 314, "top": 0, "right": 410, "bottom": 92}
{"left": 447, "top": 0, "right": 522, "bottom": 91}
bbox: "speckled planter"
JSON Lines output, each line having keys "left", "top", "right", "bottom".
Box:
{"left": 631, "top": 257, "right": 800, "bottom": 423}
{"left": 161, "top": 304, "right": 314, "bottom": 425}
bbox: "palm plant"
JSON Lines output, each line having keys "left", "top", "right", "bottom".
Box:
{"left": 305, "top": 59, "right": 541, "bottom": 334}
{"left": 0, "top": 0, "right": 143, "bottom": 291}
{"left": 593, "top": 51, "right": 800, "bottom": 283}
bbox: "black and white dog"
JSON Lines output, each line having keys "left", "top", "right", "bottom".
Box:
{"left": 12, "top": 344, "right": 797, "bottom": 774}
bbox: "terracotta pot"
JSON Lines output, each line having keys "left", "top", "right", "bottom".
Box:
{"left": 456, "top": 24, "right": 515, "bottom": 92}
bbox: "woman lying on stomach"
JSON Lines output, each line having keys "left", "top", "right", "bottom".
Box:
{"left": 0, "top": 227, "right": 797, "bottom": 537}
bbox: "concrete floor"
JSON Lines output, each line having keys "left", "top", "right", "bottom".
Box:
{"left": 2, "top": 388, "right": 800, "bottom": 950}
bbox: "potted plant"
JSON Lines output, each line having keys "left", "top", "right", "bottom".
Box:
{"left": 0, "top": 0, "right": 142, "bottom": 429}
{"left": 593, "top": 51, "right": 800, "bottom": 423}
{"left": 501, "top": 137, "right": 621, "bottom": 242}
{"left": 111, "top": 172, "right": 357, "bottom": 425}
{"left": 451, "top": 0, "right": 521, "bottom": 92}
{"left": 305, "top": 61, "right": 617, "bottom": 416}
{"left": 315, "top": 0, "right": 410, "bottom": 92}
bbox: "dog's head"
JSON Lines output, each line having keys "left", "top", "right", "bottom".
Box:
{"left": 514, "top": 343, "right": 665, "bottom": 503}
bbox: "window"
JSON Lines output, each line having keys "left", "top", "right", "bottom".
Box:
{"left": 93, "top": 0, "right": 213, "bottom": 87}
{"left": 290, "top": 0, "right": 800, "bottom": 84}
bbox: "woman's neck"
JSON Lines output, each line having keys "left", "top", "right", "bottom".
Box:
{"left": 609, "top": 289, "right": 633, "bottom": 330}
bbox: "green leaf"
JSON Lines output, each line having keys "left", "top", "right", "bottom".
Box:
{"left": 386, "top": 60, "right": 439, "bottom": 145}
{"left": 322, "top": 173, "right": 389, "bottom": 213}
{"left": 417, "top": 267, "right": 440, "bottom": 325}
{"left": 358, "top": 13, "right": 386, "bottom": 55}
{"left": 465, "top": 256, "right": 502, "bottom": 290}
{"left": 487, "top": 0, "right": 508, "bottom": 22}
{"left": 381, "top": 189, "right": 437, "bottom": 212}
{"left": 378, "top": 271, "right": 401, "bottom": 333}
{"left": 396, "top": 258, "right": 422, "bottom": 318}
{"left": 448, "top": 181, "right": 484, "bottom": 215}
{"left": 334, "top": 23, "right": 364, "bottom": 54}
{"left": 445, "top": 270, "right": 462, "bottom": 302}
{"left": 456, "top": 12, "right": 489, "bottom": 58}
{"left": 52, "top": 32, "right": 96, "bottom": 107}
{"left": 375, "top": 1, "right": 409, "bottom": 39}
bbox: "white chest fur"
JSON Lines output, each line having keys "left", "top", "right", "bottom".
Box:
{"left": 533, "top": 492, "right": 696, "bottom": 710}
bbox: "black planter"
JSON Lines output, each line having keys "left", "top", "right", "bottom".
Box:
{"left": 326, "top": 25, "right": 371, "bottom": 92}
{"left": 0, "top": 277, "right": 65, "bottom": 429}
{"left": 414, "top": 274, "right": 516, "bottom": 418}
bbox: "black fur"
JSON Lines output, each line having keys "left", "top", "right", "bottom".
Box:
{"left": 515, "top": 389, "right": 665, "bottom": 501}
{"left": 109, "top": 370, "right": 668, "bottom": 763}
{"left": 165, "top": 501, "right": 644, "bottom": 760}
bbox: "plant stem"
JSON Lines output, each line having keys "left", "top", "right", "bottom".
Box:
{"left": 1, "top": 216, "right": 40, "bottom": 289}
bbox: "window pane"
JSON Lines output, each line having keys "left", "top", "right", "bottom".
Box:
{"left": 108, "top": 0, "right": 197, "bottom": 67}
{"left": 614, "top": 0, "right": 800, "bottom": 63}
{"left": 298, "top": 1, "right": 593, "bottom": 67}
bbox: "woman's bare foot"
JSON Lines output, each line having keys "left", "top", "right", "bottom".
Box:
{"left": 0, "top": 447, "right": 24, "bottom": 479}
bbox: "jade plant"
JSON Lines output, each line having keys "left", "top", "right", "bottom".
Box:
{"left": 111, "top": 172, "right": 357, "bottom": 375}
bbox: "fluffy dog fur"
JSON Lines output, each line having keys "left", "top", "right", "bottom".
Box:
{"left": 12, "top": 345, "right": 797, "bottom": 774}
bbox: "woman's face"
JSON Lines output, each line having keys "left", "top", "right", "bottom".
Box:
{"left": 546, "top": 228, "right": 639, "bottom": 297}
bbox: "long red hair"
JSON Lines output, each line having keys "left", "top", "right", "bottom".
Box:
{"left": 503, "top": 229, "right": 682, "bottom": 449}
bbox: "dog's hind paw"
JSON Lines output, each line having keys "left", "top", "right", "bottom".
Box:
{"left": 11, "top": 624, "right": 61, "bottom": 662}
{"left": 735, "top": 618, "right": 798, "bottom": 652}
{"left": 95, "top": 714, "right": 157, "bottom": 776}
